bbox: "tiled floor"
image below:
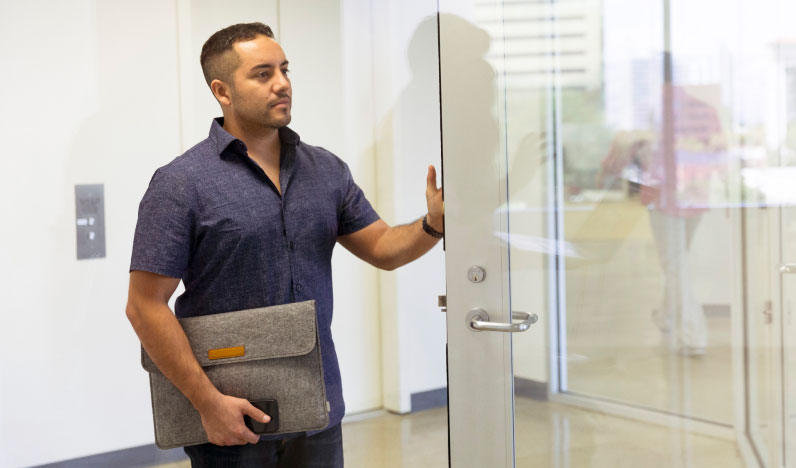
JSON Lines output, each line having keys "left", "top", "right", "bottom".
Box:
{"left": 153, "top": 399, "right": 744, "bottom": 468}
{"left": 512, "top": 398, "right": 743, "bottom": 468}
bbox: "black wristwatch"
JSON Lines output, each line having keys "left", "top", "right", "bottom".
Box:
{"left": 422, "top": 215, "right": 444, "bottom": 239}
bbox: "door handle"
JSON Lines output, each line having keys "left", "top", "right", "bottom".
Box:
{"left": 467, "top": 308, "right": 538, "bottom": 332}
{"left": 781, "top": 264, "right": 796, "bottom": 274}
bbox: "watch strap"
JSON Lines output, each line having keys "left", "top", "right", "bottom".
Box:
{"left": 422, "top": 215, "right": 444, "bottom": 239}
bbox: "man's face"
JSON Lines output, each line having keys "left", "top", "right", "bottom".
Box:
{"left": 227, "top": 35, "right": 291, "bottom": 128}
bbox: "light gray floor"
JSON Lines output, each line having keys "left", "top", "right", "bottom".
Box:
{"left": 152, "top": 401, "right": 743, "bottom": 468}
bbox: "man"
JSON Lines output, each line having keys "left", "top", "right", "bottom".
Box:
{"left": 125, "top": 22, "right": 444, "bottom": 467}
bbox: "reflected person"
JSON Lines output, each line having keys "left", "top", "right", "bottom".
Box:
{"left": 598, "top": 86, "right": 726, "bottom": 356}
{"left": 599, "top": 130, "right": 706, "bottom": 356}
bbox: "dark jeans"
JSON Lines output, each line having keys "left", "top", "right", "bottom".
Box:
{"left": 184, "top": 424, "right": 344, "bottom": 468}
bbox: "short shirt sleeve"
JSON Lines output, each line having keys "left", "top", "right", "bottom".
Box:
{"left": 129, "top": 168, "right": 195, "bottom": 278}
{"left": 337, "top": 162, "right": 380, "bottom": 236}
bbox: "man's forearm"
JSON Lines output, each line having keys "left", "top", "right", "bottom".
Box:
{"left": 127, "top": 302, "right": 220, "bottom": 411}
{"left": 374, "top": 216, "right": 442, "bottom": 270}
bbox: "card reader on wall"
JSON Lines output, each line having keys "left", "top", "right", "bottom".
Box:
{"left": 75, "top": 184, "right": 106, "bottom": 260}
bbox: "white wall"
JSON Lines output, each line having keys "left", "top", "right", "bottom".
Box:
{"left": 371, "top": 0, "right": 448, "bottom": 413}
{"left": 0, "top": 1, "right": 182, "bottom": 466}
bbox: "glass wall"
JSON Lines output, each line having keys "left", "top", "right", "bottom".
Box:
{"left": 561, "top": 0, "right": 742, "bottom": 424}
{"left": 459, "top": 0, "right": 794, "bottom": 466}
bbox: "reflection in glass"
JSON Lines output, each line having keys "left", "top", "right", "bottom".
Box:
{"left": 450, "top": 0, "right": 791, "bottom": 465}
{"left": 560, "top": 0, "right": 737, "bottom": 425}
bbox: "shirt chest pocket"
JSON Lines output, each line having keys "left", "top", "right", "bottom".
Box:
{"left": 288, "top": 195, "right": 339, "bottom": 245}
{"left": 200, "top": 201, "right": 283, "bottom": 244}
{"left": 203, "top": 202, "right": 245, "bottom": 234}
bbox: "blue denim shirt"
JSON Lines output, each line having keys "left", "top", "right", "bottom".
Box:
{"left": 130, "top": 118, "right": 380, "bottom": 437}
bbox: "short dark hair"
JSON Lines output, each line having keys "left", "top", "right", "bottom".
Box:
{"left": 200, "top": 22, "right": 274, "bottom": 87}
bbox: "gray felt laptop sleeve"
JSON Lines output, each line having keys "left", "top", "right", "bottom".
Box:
{"left": 141, "top": 300, "right": 330, "bottom": 449}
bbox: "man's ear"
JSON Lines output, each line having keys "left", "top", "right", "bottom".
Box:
{"left": 210, "top": 79, "right": 232, "bottom": 106}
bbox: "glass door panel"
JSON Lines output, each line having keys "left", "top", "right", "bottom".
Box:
{"left": 440, "top": 3, "right": 517, "bottom": 466}
{"left": 440, "top": 0, "right": 790, "bottom": 466}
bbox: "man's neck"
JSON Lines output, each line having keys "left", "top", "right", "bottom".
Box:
{"left": 222, "top": 116, "right": 281, "bottom": 165}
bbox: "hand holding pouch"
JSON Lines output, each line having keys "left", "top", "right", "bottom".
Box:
{"left": 141, "top": 300, "right": 330, "bottom": 449}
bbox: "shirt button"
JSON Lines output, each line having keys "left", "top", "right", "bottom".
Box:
{"left": 295, "top": 284, "right": 303, "bottom": 292}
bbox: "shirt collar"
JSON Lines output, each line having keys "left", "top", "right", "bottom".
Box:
{"left": 208, "top": 117, "right": 301, "bottom": 157}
